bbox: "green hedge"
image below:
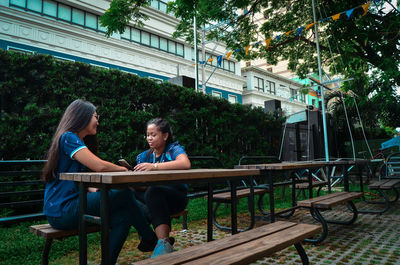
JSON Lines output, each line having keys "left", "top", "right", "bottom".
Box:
{"left": 0, "top": 50, "right": 284, "bottom": 167}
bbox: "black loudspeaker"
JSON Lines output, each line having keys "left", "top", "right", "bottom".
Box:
{"left": 167, "top": 76, "right": 195, "bottom": 89}
{"left": 264, "top": 100, "right": 281, "bottom": 112}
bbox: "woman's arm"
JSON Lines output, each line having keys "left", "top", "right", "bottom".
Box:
{"left": 134, "top": 154, "right": 191, "bottom": 171}
{"left": 73, "top": 148, "right": 128, "bottom": 172}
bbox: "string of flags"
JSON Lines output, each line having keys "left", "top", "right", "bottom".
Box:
{"left": 198, "top": 1, "right": 374, "bottom": 67}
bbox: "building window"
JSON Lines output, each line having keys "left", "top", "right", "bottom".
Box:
{"left": 150, "top": 34, "right": 159, "bottom": 48}
{"left": 86, "top": 13, "right": 98, "bottom": 30}
{"left": 212, "top": 91, "right": 222, "bottom": 98}
{"left": 27, "top": 0, "right": 41, "bottom": 12}
{"left": 254, "top": 76, "right": 264, "bottom": 92}
{"left": 246, "top": 61, "right": 251, "bottom": 67}
{"left": 228, "top": 95, "right": 237, "bottom": 104}
{"left": 58, "top": 4, "right": 71, "bottom": 21}
{"left": 267, "top": 67, "right": 273, "bottom": 72}
{"left": 312, "top": 99, "right": 316, "bottom": 106}
{"left": 72, "top": 8, "right": 85, "bottom": 26}
{"left": 299, "top": 93, "right": 305, "bottom": 103}
{"left": 290, "top": 88, "right": 297, "bottom": 100}
{"left": 266, "top": 81, "right": 275, "bottom": 94}
{"left": 7, "top": 46, "right": 34, "bottom": 54}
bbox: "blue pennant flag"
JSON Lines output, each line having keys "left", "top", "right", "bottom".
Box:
{"left": 295, "top": 27, "right": 305, "bottom": 36}
{"left": 345, "top": 8, "right": 356, "bottom": 20}
{"left": 320, "top": 17, "right": 329, "bottom": 22}
{"left": 217, "top": 55, "right": 222, "bottom": 66}
{"left": 276, "top": 35, "right": 281, "bottom": 42}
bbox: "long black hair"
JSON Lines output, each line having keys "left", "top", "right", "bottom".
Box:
{"left": 42, "top": 99, "right": 98, "bottom": 181}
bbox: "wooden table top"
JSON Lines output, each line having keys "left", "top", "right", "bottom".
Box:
{"left": 60, "top": 168, "right": 260, "bottom": 184}
{"left": 235, "top": 159, "right": 370, "bottom": 170}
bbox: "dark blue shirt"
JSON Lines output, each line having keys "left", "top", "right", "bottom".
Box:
{"left": 43, "top": 132, "right": 87, "bottom": 217}
{"left": 136, "top": 142, "right": 188, "bottom": 189}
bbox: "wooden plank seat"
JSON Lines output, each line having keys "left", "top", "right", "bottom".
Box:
{"left": 30, "top": 210, "right": 188, "bottom": 265}
{"left": 360, "top": 179, "right": 400, "bottom": 214}
{"left": 210, "top": 187, "right": 269, "bottom": 232}
{"left": 134, "top": 221, "right": 321, "bottom": 265}
{"left": 295, "top": 181, "right": 329, "bottom": 199}
{"left": 297, "top": 192, "right": 363, "bottom": 243}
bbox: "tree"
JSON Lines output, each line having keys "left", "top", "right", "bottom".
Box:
{"left": 100, "top": 0, "right": 400, "bottom": 126}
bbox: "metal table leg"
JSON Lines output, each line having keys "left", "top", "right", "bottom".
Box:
{"left": 100, "top": 185, "right": 110, "bottom": 265}
{"left": 79, "top": 183, "right": 87, "bottom": 265}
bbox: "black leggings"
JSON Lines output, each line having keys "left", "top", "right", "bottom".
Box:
{"left": 134, "top": 185, "right": 188, "bottom": 228}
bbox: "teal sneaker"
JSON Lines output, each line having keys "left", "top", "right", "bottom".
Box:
{"left": 151, "top": 238, "right": 174, "bottom": 258}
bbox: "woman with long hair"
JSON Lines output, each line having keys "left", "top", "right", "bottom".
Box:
{"left": 42, "top": 99, "right": 157, "bottom": 264}
{"left": 134, "top": 118, "right": 191, "bottom": 258}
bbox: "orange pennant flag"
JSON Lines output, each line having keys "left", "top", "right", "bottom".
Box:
{"left": 226, "top": 51, "right": 232, "bottom": 60}
{"left": 245, "top": 45, "right": 250, "bottom": 55}
{"left": 362, "top": 2, "right": 371, "bottom": 16}
{"left": 305, "top": 22, "right": 315, "bottom": 30}
{"left": 265, "top": 38, "right": 271, "bottom": 49}
{"left": 208, "top": 57, "right": 214, "bottom": 63}
{"left": 332, "top": 13, "right": 341, "bottom": 20}
{"left": 285, "top": 30, "right": 292, "bottom": 36}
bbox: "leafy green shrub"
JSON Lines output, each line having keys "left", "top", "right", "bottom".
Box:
{"left": 0, "top": 50, "right": 284, "bottom": 167}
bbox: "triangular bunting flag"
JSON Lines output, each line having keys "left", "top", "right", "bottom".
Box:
{"left": 295, "top": 27, "right": 305, "bottom": 36}
{"left": 362, "top": 2, "right": 371, "bottom": 16}
{"left": 285, "top": 30, "right": 292, "bottom": 36}
{"left": 320, "top": 17, "right": 329, "bottom": 22}
{"left": 245, "top": 45, "right": 250, "bottom": 55}
{"left": 305, "top": 22, "right": 315, "bottom": 30}
{"left": 217, "top": 55, "right": 222, "bottom": 66}
{"left": 265, "top": 38, "right": 271, "bottom": 49}
{"left": 208, "top": 57, "right": 214, "bottom": 63}
{"left": 345, "top": 8, "right": 355, "bottom": 20}
{"left": 226, "top": 51, "right": 232, "bottom": 60}
{"left": 332, "top": 13, "right": 341, "bottom": 20}
{"left": 253, "top": 41, "right": 262, "bottom": 47}
{"left": 235, "top": 48, "right": 242, "bottom": 52}
{"left": 276, "top": 35, "right": 281, "bottom": 42}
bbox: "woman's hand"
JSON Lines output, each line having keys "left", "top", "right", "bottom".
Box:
{"left": 88, "top": 187, "right": 99, "bottom": 193}
{"left": 134, "top": 163, "right": 155, "bottom": 171}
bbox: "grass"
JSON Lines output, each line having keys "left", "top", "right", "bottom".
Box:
{"left": 0, "top": 183, "right": 393, "bottom": 264}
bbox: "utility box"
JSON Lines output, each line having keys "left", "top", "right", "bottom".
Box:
{"left": 167, "top": 76, "right": 195, "bottom": 89}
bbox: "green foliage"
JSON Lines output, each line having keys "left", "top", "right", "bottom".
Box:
{"left": 100, "top": 0, "right": 400, "bottom": 127}
{"left": 0, "top": 50, "right": 284, "bottom": 167}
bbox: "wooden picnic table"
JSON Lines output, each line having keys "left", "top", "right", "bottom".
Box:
{"left": 236, "top": 161, "right": 327, "bottom": 222}
{"left": 60, "top": 168, "right": 259, "bottom": 265}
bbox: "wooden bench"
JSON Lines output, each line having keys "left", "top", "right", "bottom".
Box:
{"left": 297, "top": 191, "right": 363, "bottom": 243}
{"left": 134, "top": 221, "right": 321, "bottom": 265}
{"left": 211, "top": 187, "right": 269, "bottom": 232}
{"left": 295, "top": 180, "right": 328, "bottom": 199}
{"left": 363, "top": 179, "right": 400, "bottom": 213}
{"left": 30, "top": 210, "right": 188, "bottom": 265}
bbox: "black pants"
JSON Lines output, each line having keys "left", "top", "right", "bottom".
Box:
{"left": 134, "top": 185, "right": 188, "bottom": 228}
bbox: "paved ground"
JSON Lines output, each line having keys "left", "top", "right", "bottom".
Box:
{"left": 128, "top": 193, "right": 400, "bottom": 265}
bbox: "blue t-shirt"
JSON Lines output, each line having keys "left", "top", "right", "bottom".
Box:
{"left": 43, "top": 132, "right": 87, "bottom": 217}
{"left": 136, "top": 142, "right": 188, "bottom": 189}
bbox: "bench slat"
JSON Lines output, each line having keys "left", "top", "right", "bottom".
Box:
{"left": 297, "top": 192, "right": 348, "bottom": 207}
{"left": 135, "top": 221, "right": 298, "bottom": 265}
{"left": 369, "top": 179, "right": 392, "bottom": 189}
{"left": 186, "top": 224, "right": 321, "bottom": 265}
{"left": 313, "top": 192, "right": 362, "bottom": 209}
{"left": 212, "top": 188, "right": 268, "bottom": 200}
{"left": 296, "top": 181, "right": 328, "bottom": 189}
{"left": 297, "top": 192, "right": 362, "bottom": 209}
{"left": 381, "top": 179, "right": 400, "bottom": 189}
{"left": 30, "top": 224, "right": 100, "bottom": 239}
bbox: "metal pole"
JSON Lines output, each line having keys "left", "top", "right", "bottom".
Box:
{"left": 312, "top": 0, "right": 329, "bottom": 161}
{"left": 201, "top": 29, "right": 206, "bottom": 93}
{"left": 193, "top": 13, "right": 199, "bottom": 92}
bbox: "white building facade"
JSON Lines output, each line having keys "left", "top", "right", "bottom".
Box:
{"left": 242, "top": 66, "right": 308, "bottom": 116}
{"left": 0, "top": 0, "right": 245, "bottom": 103}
